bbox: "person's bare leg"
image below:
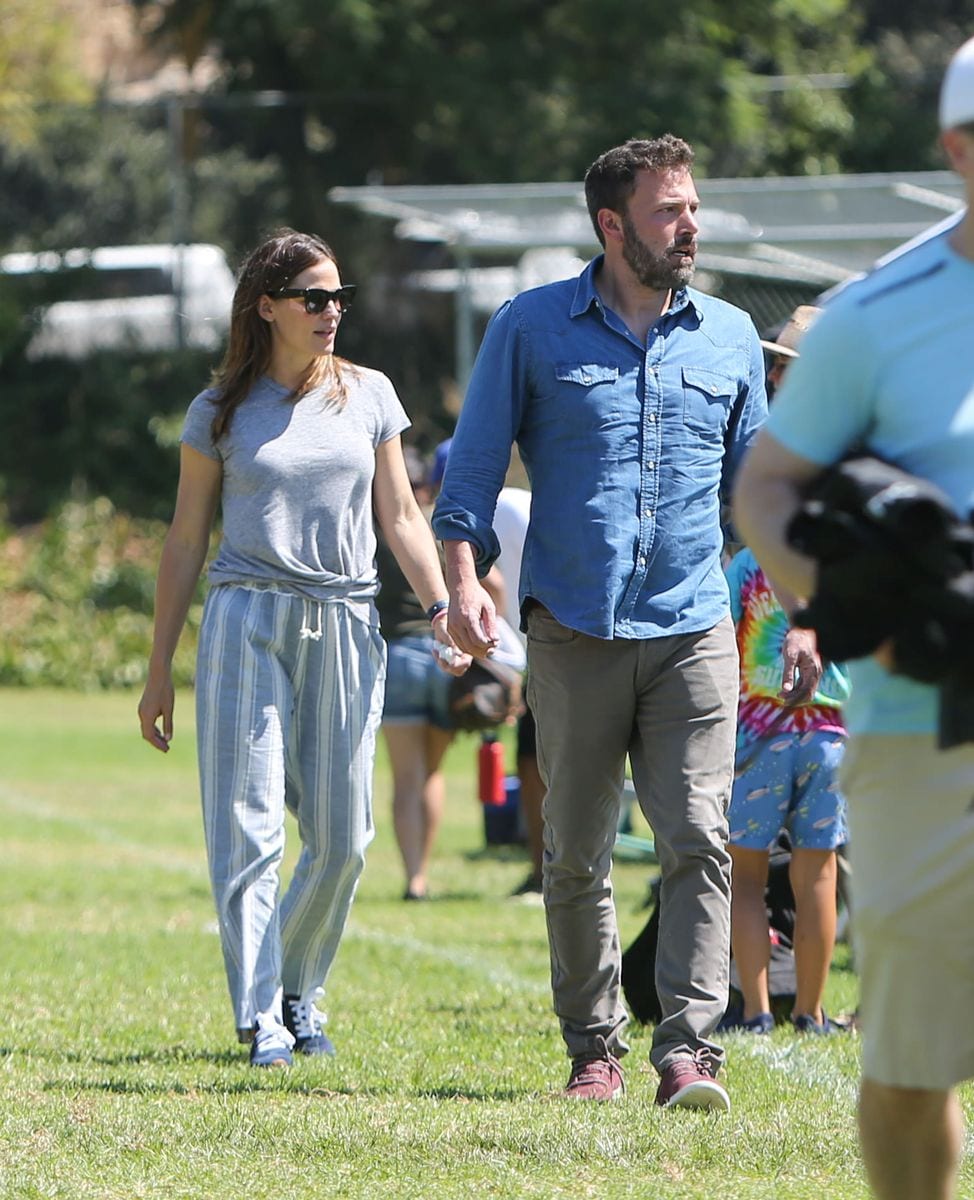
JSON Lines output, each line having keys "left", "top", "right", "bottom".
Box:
{"left": 383, "top": 723, "right": 453, "bottom": 897}
{"left": 517, "top": 752, "right": 546, "bottom": 881}
{"left": 415, "top": 724, "right": 454, "bottom": 892}
{"left": 384, "top": 722, "right": 426, "bottom": 892}
{"left": 727, "top": 845, "right": 772, "bottom": 1019}
{"left": 859, "top": 1079, "right": 963, "bottom": 1200}
{"left": 789, "top": 847, "right": 836, "bottom": 1024}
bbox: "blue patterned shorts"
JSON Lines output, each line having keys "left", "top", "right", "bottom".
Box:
{"left": 728, "top": 729, "right": 848, "bottom": 851}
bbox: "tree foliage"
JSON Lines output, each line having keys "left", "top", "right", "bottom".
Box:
{"left": 132, "top": 0, "right": 870, "bottom": 185}
{"left": 0, "top": 102, "right": 288, "bottom": 256}
{"left": 6, "top": 0, "right": 963, "bottom": 259}
{"left": 0, "top": 340, "right": 213, "bottom": 523}
{"left": 843, "top": 24, "right": 972, "bottom": 172}
{"left": 1, "top": 0, "right": 969, "bottom": 530}
{"left": 0, "top": 0, "right": 93, "bottom": 148}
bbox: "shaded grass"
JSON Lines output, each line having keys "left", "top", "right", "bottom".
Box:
{"left": 0, "top": 688, "right": 969, "bottom": 1199}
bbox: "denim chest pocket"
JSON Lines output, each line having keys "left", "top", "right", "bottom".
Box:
{"left": 552, "top": 363, "right": 621, "bottom": 423}
{"left": 555, "top": 363, "right": 620, "bottom": 387}
{"left": 682, "top": 366, "right": 736, "bottom": 434}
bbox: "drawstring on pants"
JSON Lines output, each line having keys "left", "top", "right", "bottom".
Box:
{"left": 298, "top": 600, "right": 323, "bottom": 641}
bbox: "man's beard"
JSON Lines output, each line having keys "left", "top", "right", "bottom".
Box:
{"left": 620, "top": 212, "right": 696, "bottom": 290}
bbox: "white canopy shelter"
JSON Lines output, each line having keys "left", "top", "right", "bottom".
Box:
{"left": 330, "top": 171, "right": 964, "bottom": 386}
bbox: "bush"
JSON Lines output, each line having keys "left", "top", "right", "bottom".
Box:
{"left": 0, "top": 497, "right": 206, "bottom": 689}
{"left": 0, "top": 337, "right": 214, "bottom": 524}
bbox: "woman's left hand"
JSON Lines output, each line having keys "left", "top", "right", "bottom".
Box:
{"left": 430, "top": 615, "right": 472, "bottom": 676}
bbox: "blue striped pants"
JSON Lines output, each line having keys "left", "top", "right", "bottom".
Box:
{"left": 195, "top": 584, "right": 386, "bottom": 1037}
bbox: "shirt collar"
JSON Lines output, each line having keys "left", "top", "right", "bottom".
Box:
{"left": 569, "top": 256, "right": 604, "bottom": 318}
{"left": 570, "top": 255, "right": 703, "bottom": 323}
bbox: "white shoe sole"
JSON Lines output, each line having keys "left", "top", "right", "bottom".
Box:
{"left": 664, "top": 1080, "right": 731, "bottom": 1112}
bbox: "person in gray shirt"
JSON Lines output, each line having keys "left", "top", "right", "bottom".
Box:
{"left": 138, "top": 228, "right": 468, "bottom": 1069}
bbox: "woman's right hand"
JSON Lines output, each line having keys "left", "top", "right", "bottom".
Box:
{"left": 138, "top": 671, "right": 175, "bottom": 752}
{"left": 137, "top": 444, "right": 221, "bottom": 755}
{"left": 430, "top": 613, "right": 473, "bottom": 676}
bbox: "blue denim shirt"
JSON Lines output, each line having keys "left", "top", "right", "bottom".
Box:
{"left": 432, "top": 256, "right": 767, "bottom": 640}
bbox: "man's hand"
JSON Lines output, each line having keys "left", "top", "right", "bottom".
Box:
{"left": 446, "top": 578, "right": 499, "bottom": 659}
{"left": 779, "top": 626, "right": 822, "bottom": 706}
{"left": 443, "top": 539, "right": 500, "bottom": 658}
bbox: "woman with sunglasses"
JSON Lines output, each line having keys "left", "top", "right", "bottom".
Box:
{"left": 138, "top": 228, "right": 469, "bottom": 1068}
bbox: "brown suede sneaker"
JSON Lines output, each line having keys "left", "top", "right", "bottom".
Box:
{"left": 564, "top": 1051, "right": 625, "bottom": 1101}
{"left": 654, "top": 1055, "right": 730, "bottom": 1112}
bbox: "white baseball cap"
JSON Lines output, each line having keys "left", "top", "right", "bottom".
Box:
{"left": 939, "top": 36, "right": 974, "bottom": 130}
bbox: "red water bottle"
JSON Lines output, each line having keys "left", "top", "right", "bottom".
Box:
{"left": 478, "top": 732, "right": 506, "bottom": 806}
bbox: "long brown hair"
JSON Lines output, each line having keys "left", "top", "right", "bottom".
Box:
{"left": 209, "top": 228, "right": 354, "bottom": 441}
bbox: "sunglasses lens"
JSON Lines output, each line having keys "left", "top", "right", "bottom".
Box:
{"left": 301, "top": 289, "right": 353, "bottom": 314}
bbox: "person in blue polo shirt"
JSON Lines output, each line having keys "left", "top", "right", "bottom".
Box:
{"left": 433, "top": 134, "right": 819, "bottom": 1110}
{"left": 734, "top": 38, "right": 974, "bottom": 1200}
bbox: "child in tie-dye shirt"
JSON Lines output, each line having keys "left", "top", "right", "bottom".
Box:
{"left": 727, "top": 545, "right": 850, "bottom": 757}
{"left": 723, "top": 543, "right": 850, "bottom": 1036}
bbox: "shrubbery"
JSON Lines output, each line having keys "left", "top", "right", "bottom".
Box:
{"left": 0, "top": 497, "right": 205, "bottom": 689}
{"left": 0, "top": 338, "right": 214, "bottom": 524}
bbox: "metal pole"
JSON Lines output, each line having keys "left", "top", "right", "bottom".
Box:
{"left": 454, "top": 239, "right": 474, "bottom": 398}
{"left": 167, "top": 96, "right": 189, "bottom": 349}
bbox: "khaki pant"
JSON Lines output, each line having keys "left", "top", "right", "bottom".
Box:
{"left": 526, "top": 607, "right": 738, "bottom": 1073}
{"left": 842, "top": 733, "right": 974, "bottom": 1090}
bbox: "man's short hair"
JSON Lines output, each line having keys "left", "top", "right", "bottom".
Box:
{"left": 584, "top": 135, "right": 695, "bottom": 246}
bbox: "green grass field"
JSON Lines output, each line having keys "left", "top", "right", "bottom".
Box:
{"left": 0, "top": 688, "right": 968, "bottom": 1199}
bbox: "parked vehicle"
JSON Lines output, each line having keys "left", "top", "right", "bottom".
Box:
{"left": 0, "top": 243, "right": 236, "bottom": 359}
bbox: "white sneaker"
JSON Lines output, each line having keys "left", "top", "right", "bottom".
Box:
{"left": 249, "top": 1014, "right": 294, "bottom": 1068}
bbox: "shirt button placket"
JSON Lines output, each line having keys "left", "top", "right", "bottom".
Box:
{"left": 629, "top": 351, "right": 661, "bottom": 618}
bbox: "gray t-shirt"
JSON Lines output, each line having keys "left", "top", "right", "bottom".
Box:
{"left": 181, "top": 369, "right": 410, "bottom": 600}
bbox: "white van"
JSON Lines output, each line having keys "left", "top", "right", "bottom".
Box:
{"left": 0, "top": 243, "right": 237, "bottom": 359}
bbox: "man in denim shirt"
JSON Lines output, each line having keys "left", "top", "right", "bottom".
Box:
{"left": 434, "top": 135, "right": 816, "bottom": 1109}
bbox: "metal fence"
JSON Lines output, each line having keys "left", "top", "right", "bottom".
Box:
{"left": 708, "top": 272, "right": 825, "bottom": 340}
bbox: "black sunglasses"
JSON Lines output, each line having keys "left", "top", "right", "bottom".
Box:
{"left": 268, "top": 285, "right": 357, "bottom": 314}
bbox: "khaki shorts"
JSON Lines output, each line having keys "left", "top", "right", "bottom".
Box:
{"left": 842, "top": 734, "right": 974, "bottom": 1090}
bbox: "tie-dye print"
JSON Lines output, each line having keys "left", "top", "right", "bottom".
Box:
{"left": 725, "top": 547, "right": 850, "bottom": 754}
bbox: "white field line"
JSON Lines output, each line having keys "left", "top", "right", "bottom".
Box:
{"left": 729, "top": 1032, "right": 860, "bottom": 1104}
{"left": 345, "top": 925, "right": 550, "bottom": 997}
{"left": 1, "top": 783, "right": 548, "bottom": 994}
{"left": 0, "top": 783, "right": 207, "bottom": 877}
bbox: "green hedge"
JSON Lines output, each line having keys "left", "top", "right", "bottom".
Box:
{"left": 0, "top": 337, "right": 214, "bottom": 524}
{"left": 0, "top": 498, "right": 204, "bottom": 689}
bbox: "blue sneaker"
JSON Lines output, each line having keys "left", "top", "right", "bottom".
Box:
{"left": 284, "top": 991, "right": 336, "bottom": 1057}
{"left": 741, "top": 1011, "right": 774, "bottom": 1034}
{"left": 249, "top": 1018, "right": 294, "bottom": 1068}
{"left": 793, "top": 1011, "right": 839, "bottom": 1036}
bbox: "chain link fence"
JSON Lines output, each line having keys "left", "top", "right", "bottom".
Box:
{"left": 703, "top": 271, "right": 828, "bottom": 342}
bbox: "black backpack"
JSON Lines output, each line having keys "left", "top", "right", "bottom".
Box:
{"left": 621, "top": 838, "right": 797, "bottom": 1027}
{"left": 447, "top": 657, "right": 521, "bottom": 732}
